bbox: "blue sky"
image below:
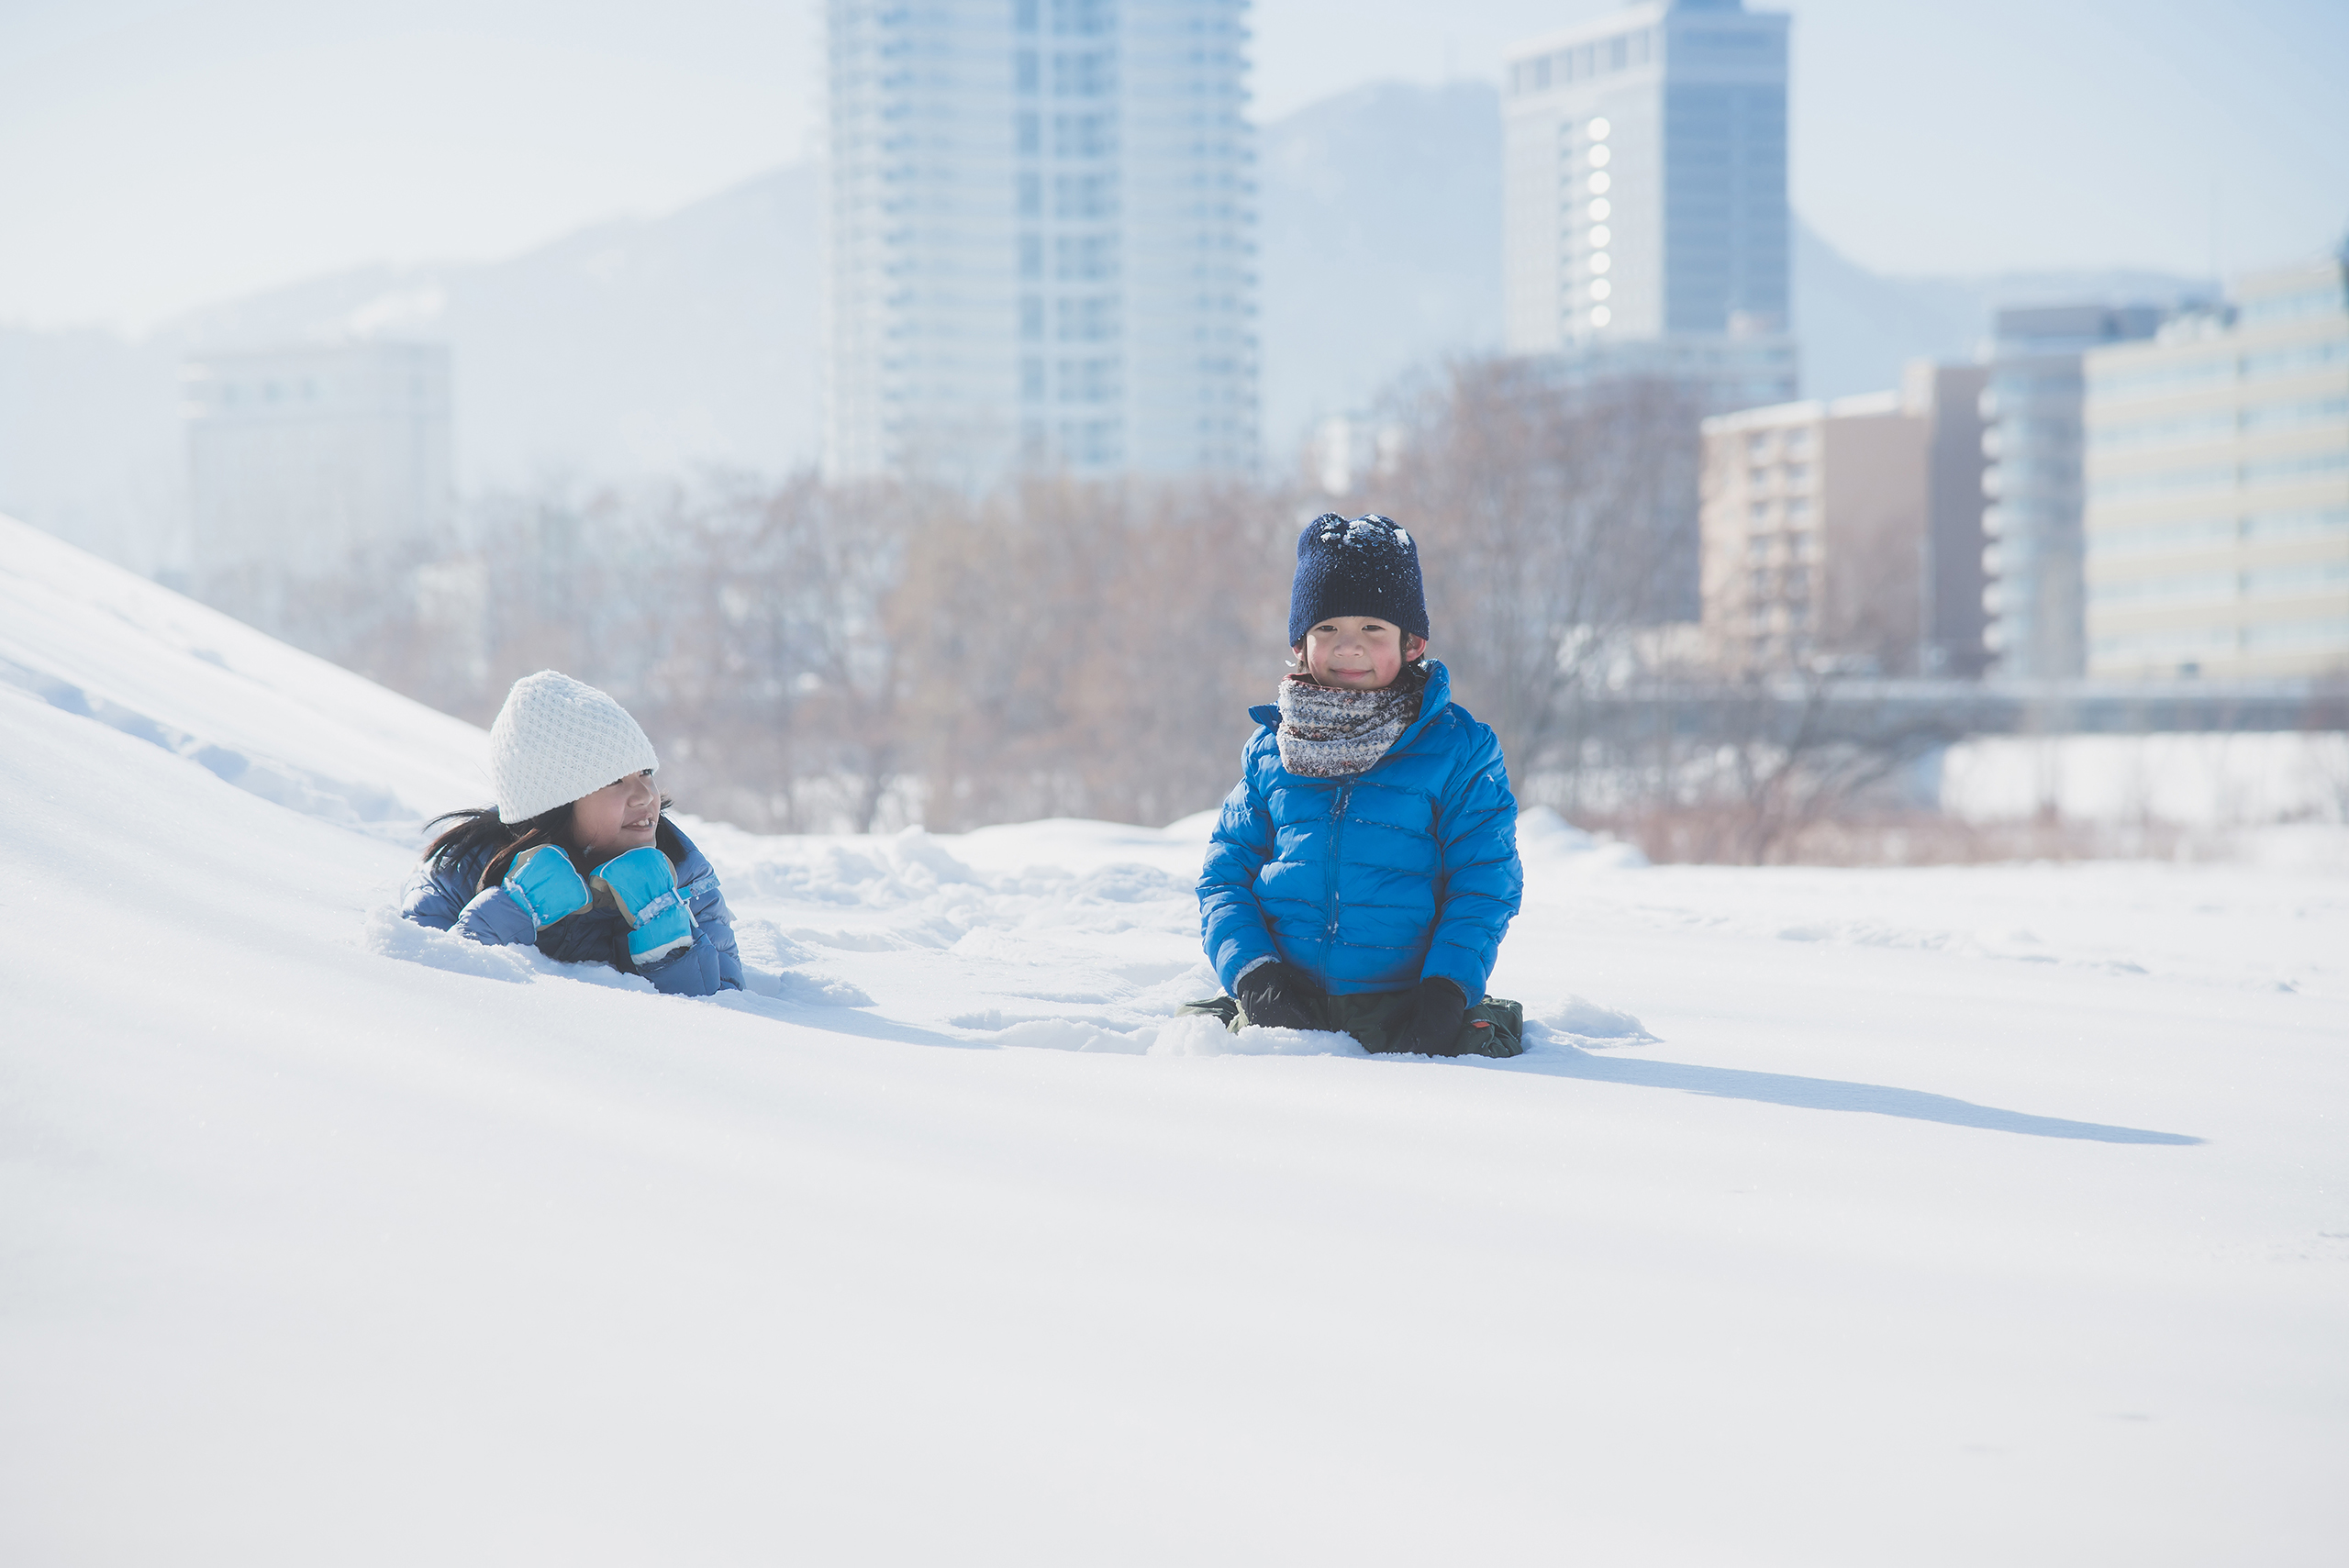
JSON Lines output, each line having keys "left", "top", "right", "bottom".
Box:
{"left": 1, "top": 0, "right": 2342, "bottom": 328}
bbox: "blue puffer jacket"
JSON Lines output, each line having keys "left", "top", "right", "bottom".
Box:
{"left": 400, "top": 823, "right": 743, "bottom": 996}
{"left": 1199, "top": 661, "right": 1523, "bottom": 1002}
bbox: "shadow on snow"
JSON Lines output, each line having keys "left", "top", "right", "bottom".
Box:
{"left": 1506, "top": 1042, "right": 2203, "bottom": 1145}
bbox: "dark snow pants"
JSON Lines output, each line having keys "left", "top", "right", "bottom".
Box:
{"left": 1179, "top": 986, "right": 1526, "bottom": 1058}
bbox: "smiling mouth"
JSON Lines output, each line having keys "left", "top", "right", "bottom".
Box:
{"left": 623, "top": 815, "right": 657, "bottom": 833}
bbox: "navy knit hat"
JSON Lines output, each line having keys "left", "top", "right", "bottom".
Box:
{"left": 1287, "top": 513, "right": 1429, "bottom": 645}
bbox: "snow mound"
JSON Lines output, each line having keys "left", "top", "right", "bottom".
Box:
{"left": 1531, "top": 994, "right": 1656, "bottom": 1049}
{"left": 681, "top": 820, "right": 986, "bottom": 906}
{"left": 361, "top": 903, "right": 653, "bottom": 990}
{"left": 1517, "top": 805, "right": 1649, "bottom": 869}
{"left": 0, "top": 513, "right": 486, "bottom": 834}
{"left": 1148, "top": 1016, "right": 1366, "bottom": 1057}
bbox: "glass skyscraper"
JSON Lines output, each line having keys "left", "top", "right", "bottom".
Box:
{"left": 1501, "top": 0, "right": 1791, "bottom": 395}
{"left": 1980, "top": 305, "right": 2162, "bottom": 677}
{"left": 823, "top": 0, "right": 1255, "bottom": 485}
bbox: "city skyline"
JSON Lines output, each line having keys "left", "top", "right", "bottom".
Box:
{"left": 1, "top": 0, "right": 2342, "bottom": 332}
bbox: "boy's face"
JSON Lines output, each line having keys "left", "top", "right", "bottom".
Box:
{"left": 1298, "top": 617, "right": 1426, "bottom": 691}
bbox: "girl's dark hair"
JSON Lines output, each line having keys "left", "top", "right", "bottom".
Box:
{"left": 423, "top": 792, "right": 684, "bottom": 894}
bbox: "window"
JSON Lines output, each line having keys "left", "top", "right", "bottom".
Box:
{"left": 2242, "top": 395, "right": 2349, "bottom": 433}
{"left": 1019, "top": 234, "right": 1042, "bottom": 280}
{"left": 2243, "top": 615, "right": 2349, "bottom": 650}
{"left": 1057, "top": 295, "right": 1119, "bottom": 343}
{"left": 1057, "top": 233, "right": 1116, "bottom": 280}
{"left": 1016, "top": 50, "right": 1039, "bottom": 94}
{"left": 2093, "top": 516, "right": 2235, "bottom": 557}
{"left": 2245, "top": 559, "right": 2349, "bottom": 597}
{"left": 1051, "top": 0, "right": 1110, "bottom": 38}
{"left": 2087, "top": 571, "right": 2236, "bottom": 606}
{"left": 1054, "top": 49, "right": 1113, "bottom": 94}
{"left": 2244, "top": 506, "right": 2349, "bottom": 542}
{"left": 1057, "top": 359, "right": 1119, "bottom": 404}
{"left": 1016, "top": 112, "right": 1041, "bottom": 155}
{"left": 1055, "top": 112, "right": 1114, "bottom": 158}
{"left": 1021, "top": 357, "right": 1045, "bottom": 401}
{"left": 2243, "top": 450, "right": 2349, "bottom": 486}
{"left": 1019, "top": 296, "right": 1044, "bottom": 341}
{"left": 1056, "top": 172, "right": 1116, "bottom": 219}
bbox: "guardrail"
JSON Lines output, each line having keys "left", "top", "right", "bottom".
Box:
{"left": 1572, "top": 678, "right": 2349, "bottom": 746}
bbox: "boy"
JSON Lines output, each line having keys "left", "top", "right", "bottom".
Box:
{"left": 1192, "top": 513, "right": 1525, "bottom": 1057}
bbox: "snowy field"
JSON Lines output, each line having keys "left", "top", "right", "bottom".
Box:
{"left": 4, "top": 513, "right": 2346, "bottom": 1565}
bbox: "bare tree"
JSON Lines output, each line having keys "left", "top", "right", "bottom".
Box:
{"left": 1354, "top": 359, "right": 1702, "bottom": 803}
{"left": 889, "top": 476, "right": 1290, "bottom": 829}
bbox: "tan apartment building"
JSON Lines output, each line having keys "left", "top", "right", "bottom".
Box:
{"left": 2082, "top": 257, "right": 2349, "bottom": 678}
{"left": 1699, "top": 390, "right": 1934, "bottom": 674}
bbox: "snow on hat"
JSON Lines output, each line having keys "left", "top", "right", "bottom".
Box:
{"left": 1287, "top": 512, "right": 1429, "bottom": 645}
{"left": 488, "top": 670, "right": 659, "bottom": 823}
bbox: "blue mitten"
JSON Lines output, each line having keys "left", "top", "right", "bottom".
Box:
{"left": 588, "top": 846, "right": 695, "bottom": 966}
{"left": 502, "top": 844, "right": 591, "bottom": 929}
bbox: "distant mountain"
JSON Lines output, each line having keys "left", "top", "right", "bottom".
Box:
{"left": 0, "top": 165, "right": 822, "bottom": 575}
{"left": 1793, "top": 218, "right": 2210, "bottom": 399}
{"left": 1254, "top": 80, "right": 1506, "bottom": 454}
{"left": 2, "top": 81, "right": 2214, "bottom": 578}
{"left": 160, "top": 161, "right": 825, "bottom": 487}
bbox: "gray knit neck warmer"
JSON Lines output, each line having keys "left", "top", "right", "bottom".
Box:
{"left": 1275, "top": 668, "right": 1426, "bottom": 778}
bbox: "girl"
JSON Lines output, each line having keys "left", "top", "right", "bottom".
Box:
{"left": 403, "top": 670, "right": 742, "bottom": 996}
{"left": 1193, "top": 514, "right": 1524, "bottom": 1056}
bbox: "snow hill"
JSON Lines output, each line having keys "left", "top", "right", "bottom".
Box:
{"left": 4, "top": 513, "right": 2345, "bottom": 1563}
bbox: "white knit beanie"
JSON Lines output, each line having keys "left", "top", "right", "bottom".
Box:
{"left": 488, "top": 671, "right": 659, "bottom": 823}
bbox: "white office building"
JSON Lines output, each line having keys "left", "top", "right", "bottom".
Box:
{"left": 824, "top": 0, "right": 1254, "bottom": 485}
{"left": 184, "top": 341, "right": 452, "bottom": 588}
{"left": 2082, "top": 258, "right": 2349, "bottom": 679}
{"left": 1501, "top": 0, "right": 1793, "bottom": 404}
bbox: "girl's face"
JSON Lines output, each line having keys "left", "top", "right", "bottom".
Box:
{"left": 570, "top": 770, "right": 660, "bottom": 868}
{"left": 1298, "top": 617, "right": 1427, "bottom": 691}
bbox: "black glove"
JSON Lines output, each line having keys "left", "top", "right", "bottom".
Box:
{"left": 1234, "top": 961, "right": 1323, "bottom": 1031}
{"left": 1393, "top": 976, "right": 1469, "bottom": 1056}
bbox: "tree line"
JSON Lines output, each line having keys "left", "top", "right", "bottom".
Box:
{"left": 206, "top": 360, "right": 1979, "bottom": 860}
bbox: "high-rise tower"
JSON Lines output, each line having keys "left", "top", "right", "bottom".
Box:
{"left": 1501, "top": 0, "right": 1793, "bottom": 410}
{"left": 824, "top": 0, "right": 1255, "bottom": 485}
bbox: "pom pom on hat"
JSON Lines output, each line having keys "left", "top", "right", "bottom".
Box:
{"left": 488, "top": 670, "right": 659, "bottom": 823}
{"left": 1287, "top": 513, "right": 1429, "bottom": 646}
